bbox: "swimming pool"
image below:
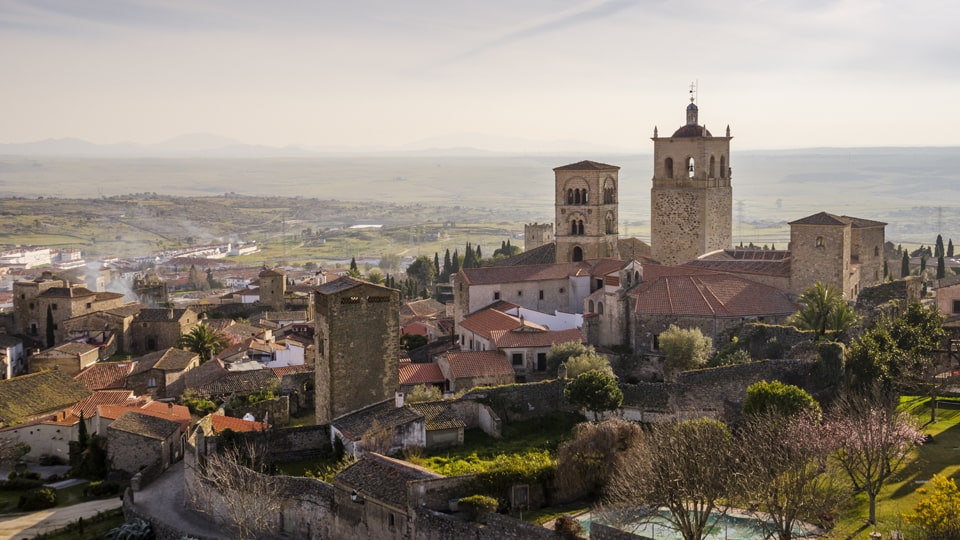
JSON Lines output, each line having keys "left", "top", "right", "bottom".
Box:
{"left": 582, "top": 507, "right": 818, "bottom": 539}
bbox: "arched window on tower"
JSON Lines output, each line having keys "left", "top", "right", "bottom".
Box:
{"left": 567, "top": 189, "right": 574, "bottom": 205}
{"left": 588, "top": 300, "right": 595, "bottom": 313}
{"left": 709, "top": 155, "right": 716, "bottom": 178}
{"left": 582, "top": 189, "right": 588, "bottom": 204}
{"left": 597, "top": 302, "right": 604, "bottom": 314}
{"left": 572, "top": 246, "right": 583, "bottom": 262}
{"left": 665, "top": 157, "right": 674, "bottom": 179}
{"left": 816, "top": 236, "right": 825, "bottom": 248}
{"left": 605, "top": 213, "right": 615, "bottom": 234}
{"left": 574, "top": 189, "right": 581, "bottom": 205}
{"left": 603, "top": 179, "right": 616, "bottom": 204}
{"left": 578, "top": 220, "right": 584, "bottom": 235}
{"left": 686, "top": 157, "right": 695, "bottom": 178}
{"left": 720, "top": 155, "right": 727, "bottom": 179}
{"left": 571, "top": 220, "right": 578, "bottom": 235}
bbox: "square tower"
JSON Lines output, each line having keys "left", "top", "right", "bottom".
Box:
{"left": 554, "top": 160, "right": 620, "bottom": 263}
{"left": 650, "top": 101, "right": 733, "bottom": 265}
{"left": 314, "top": 277, "right": 400, "bottom": 425}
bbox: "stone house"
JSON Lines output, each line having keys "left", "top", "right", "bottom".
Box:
{"left": 457, "top": 305, "right": 540, "bottom": 353}
{"left": 333, "top": 453, "right": 444, "bottom": 540}
{"left": 0, "top": 335, "right": 25, "bottom": 379}
{"left": 126, "top": 348, "right": 200, "bottom": 399}
{"left": 0, "top": 370, "right": 92, "bottom": 429}
{"left": 788, "top": 212, "right": 886, "bottom": 298}
{"left": 107, "top": 410, "right": 183, "bottom": 475}
{"left": 621, "top": 268, "right": 797, "bottom": 354}
{"left": 92, "top": 400, "right": 191, "bottom": 438}
{"left": 12, "top": 273, "right": 125, "bottom": 344}
{"left": 62, "top": 303, "right": 144, "bottom": 355}
{"left": 331, "top": 396, "right": 425, "bottom": 457}
{"left": 129, "top": 308, "right": 199, "bottom": 355}
{"left": 934, "top": 275, "right": 960, "bottom": 322}
{"left": 407, "top": 400, "right": 466, "bottom": 448}
{"left": 398, "top": 361, "right": 445, "bottom": 394}
{"left": 437, "top": 351, "right": 515, "bottom": 392}
{"left": 489, "top": 326, "right": 586, "bottom": 377}
{"left": 74, "top": 361, "right": 136, "bottom": 391}
{"left": 28, "top": 341, "right": 100, "bottom": 376}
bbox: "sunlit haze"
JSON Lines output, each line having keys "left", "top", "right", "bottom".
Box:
{"left": 2, "top": 0, "right": 958, "bottom": 151}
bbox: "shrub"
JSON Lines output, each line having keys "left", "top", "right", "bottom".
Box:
{"left": 659, "top": 325, "right": 713, "bottom": 378}
{"left": 903, "top": 473, "right": 960, "bottom": 539}
{"left": 181, "top": 390, "right": 218, "bottom": 415}
{"left": 764, "top": 337, "right": 785, "bottom": 359}
{"left": 85, "top": 480, "right": 123, "bottom": 497}
{"left": 459, "top": 494, "right": 498, "bottom": 522}
{"left": 0, "top": 477, "right": 44, "bottom": 491}
{"left": 18, "top": 487, "right": 57, "bottom": 511}
{"left": 37, "top": 453, "right": 66, "bottom": 466}
{"left": 555, "top": 514, "right": 586, "bottom": 539}
{"left": 107, "top": 517, "right": 154, "bottom": 539}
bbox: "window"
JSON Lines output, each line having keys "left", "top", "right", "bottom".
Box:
{"left": 665, "top": 157, "right": 674, "bottom": 179}
{"left": 588, "top": 300, "right": 595, "bottom": 313}
{"left": 147, "top": 377, "right": 157, "bottom": 388}
{"left": 720, "top": 155, "right": 727, "bottom": 178}
{"left": 512, "top": 353, "right": 523, "bottom": 366}
{"left": 686, "top": 157, "right": 695, "bottom": 178}
{"left": 493, "top": 292, "right": 500, "bottom": 300}
{"left": 597, "top": 302, "right": 604, "bottom": 315}
{"left": 874, "top": 246, "right": 880, "bottom": 256}
{"left": 596, "top": 278, "right": 603, "bottom": 290}
{"left": 29, "top": 303, "right": 34, "bottom": 310}
{"left": 30, "top": 323, "right": 37, "bottom": 336}
{"left": 559, "top": 288, "right": 565, "bottom": 293}
{"left": 953, "top": 300, "right": 960, "bottom": 314}
{"left": 653, "top": 334, "right": 660, "bottom": 351}
{"left": 816, "top": 236, "right": 824, "bottom": 248}
{"left": 539, "top": 290, "right": 544, "bottom": 300}
{"left": 537, "top": 353, "right": 547, "bottom": 371}
{"left": 388, "top": 513, "right": 395, "bottom": 528}
{"left": 85, "top": 302, "right": 92, "bottom": 309}
{"left": 709, "top": 155, "right": 716, "bottom": 177}
{"left": 517, "top": 290, "right": 522, "bottom": 297}
{"left": 51, "top": 304, "right": 57, "bottom": 310}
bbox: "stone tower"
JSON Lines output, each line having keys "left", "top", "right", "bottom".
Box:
{"left": 523, "top": 222, "right": 554, "bottom": 252}
{"left": 650, "top": 99, "right": 732, "bottom": 265}
{"left": 258, "top": 267, "right": 286, "bottom": 312}
{"left": 554, "top": 160, "right": 620, "bottom": 262}
{"left": 314, "top": 277, "right": 400, "bottom": 425}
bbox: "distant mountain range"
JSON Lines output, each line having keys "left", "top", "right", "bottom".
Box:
{"left": 0, "top": 132, "right": 638, "bottom": 157}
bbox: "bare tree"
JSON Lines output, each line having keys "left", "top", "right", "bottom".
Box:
{"left": 826, "top": 393, "right": 925, "bottom": 524}
{"left": 556, "top": 418, "right": 644, "bottom": 500}
{"left": 193, "top": 438, "right": 283, "bottom": 540}
{"left": 738, "top": 411, "right": 850, "bottom": 539}
{"left": 606, "top": 418, "right": 740, "bottom": 540}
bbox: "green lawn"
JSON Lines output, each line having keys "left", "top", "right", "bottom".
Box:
{"left": 32, "top": 507, "right": 125, "bottom": 540}
{"left": 825, "top": 396, "right": 960, "bottom": 538}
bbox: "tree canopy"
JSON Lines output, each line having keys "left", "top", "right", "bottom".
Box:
{"left": 789, "top": 282, "right": 859, "bottom": 341}
{"left": 563, "top": 370, "right": 623, "bottom": 421}
{"left": 659, "top": 325, "right": 713, "bottom": 378}
{"left": 177, "top": 322, "right": 230, "bottom": 363}
{"left": 743, "top": 380, "right": 822, "bottom": 419}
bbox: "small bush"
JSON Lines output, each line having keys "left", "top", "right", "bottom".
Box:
{"left": 85, "top": 480, "right": 123, "bottom": 497}
{"left": 107, "top": 517, "right": 153, "bottom": 539}
{"left": 459, "top": 494, "right": 498, "bottom": 522}
{"left": 555, "top": 514, "right": 586, "bottom": 539}
{"left": 18, "top": 487, "right": 57, "bottom": 511}
{"left": 0, "top": 477, "right": 44, "bottom": 491}
{"left": 8, "top": 469, "right": 41, "bottom": 481}
{"left": 764, "top": 337, "right": 784, "bottom": 359}
{"left": 38, "top": 453, "right": 66, "bottom": 466}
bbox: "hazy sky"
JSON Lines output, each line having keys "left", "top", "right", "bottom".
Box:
{"left": 2, "top": 0, "right": 958, "bottom": 151}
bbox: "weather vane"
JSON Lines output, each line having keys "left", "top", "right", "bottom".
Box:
{"left": 689, "top": 81, "right": 698, "bottom": 104}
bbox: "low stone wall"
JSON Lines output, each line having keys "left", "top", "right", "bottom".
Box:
{"left": 461, "top": 379, "right": 568, "bottom": 422}
{"left": 228, "top": 395, "right": 290, "bottom": 426}
{"left": 262, "top": 424, "right": 331, "bottom": 462}
{"left": 590, "top": 521, "right": 651, "bottom": 540}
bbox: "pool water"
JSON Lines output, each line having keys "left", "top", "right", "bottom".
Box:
{"left": 583, "top": 508, "right": 815, "bottom": 539}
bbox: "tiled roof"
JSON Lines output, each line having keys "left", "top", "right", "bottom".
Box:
{"left": 108, "top": 410, "right": 180, "bottom": 440}
{"left": 685, "top": 250, "right": 792, "bottom": 277}
{"left": 139, "top": 401, "right": 192, "bottom": 432}
{"left": 261, "top": 311, "right": 309, "bottom": 322}
{"left": 407, "top": 401, "right": 465, "bottom": 431}
{"left": 618, "top": 237, "right": 653, "bottom": 260}
{"left": 442, "top": 351, "right": 514, "bottom": 379}
{"left": 332, "top": 399, "right": 422, "bottom": 440}
{"left": 315, "top": 276, "right": 379, "bottom": 295}
{"left": 136, "top": 308, "right": 193, "bottom": 322}
{"left": 71, "top": 390, "right": 136, "bottom": 419}
{"left": 461, "top": 258, "right": 627, "bottom": 286}
{"left": 259, "top": 268, "right": 286, "bottom": 277}
{"left": 788, "top": 212, "right": 848, "bottom": 226}
{"left": 490, "top": 327, "right": 585, "bottom": 349}
{"left": 94, "top": 292, "right": 124, "bottom": 302}
{"left": 553, "top": 160, "right": 620, "bottom": 171}
{"left": 271, "top": 365, "right": 313, "bottom": 378}
{"left": 208, "top": 414, "right": 270, "bottom": 433}
{"left": 106, "top": 303, "right": 146, "bottom": 318}
{"left": 336, "top": 453, "right": 442, "bottom": 507}
{"left": 842, "top": 215, "right": 887, "bottom": 228}
{"left": 192, "top": 369, "right": 280, "bottom": 396}
{"left": 631, "top": 273, "right": 797, "bottom": 317}
{"left": 399, "top": 362, "right": 444, "bottom": 386}
{"left": 400, "top": 299, "right": 445, "bottom": 318}
{"left": 38, "top": 286, "right": 96, "bottom": 298}
{"left": 459, "top": 308, "right": 545, "bottom": 339}
{"left": 57, "top": 342, "right": 99, "bottom": 355}
{"left": 495, "top": 243, "right": 557, "bottom": 267}
{"left": 132, "top": 348, "right": 198, "bottom": 374}
{"left": 0, "top": 371, "right": 92, "bottom": 425}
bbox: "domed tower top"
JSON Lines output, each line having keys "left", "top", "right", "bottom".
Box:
{"left": 673, "top": 84, "right": 712, "bottom": 138}
{"left": 686, "top": 102, "right": 698, "bottom": 126}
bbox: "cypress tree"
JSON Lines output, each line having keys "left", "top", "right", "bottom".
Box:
{"left": 476, "top": 244, "right": 482, "bottom": 260}
{"left": 936, "top": 234, "right": 944, "bottom": 258}
{"left": 443, "top": 249, "right": 452, "bottom": 277}
{"left": 901, "top": 251, "right": 910, "bottom": 277}
{"left": 949, "top": 239, "right": 955, "bottom": 258}
{"left": 883, "top": 259, "right": 889, "bottom": 279}
{"left": 45, "top": 305, "right": 55, "bottom": 348}
{"left": 937, "top": 255, "right": 946, "bottom": 279}
{"left": 920, "top": 255, "right": 927, "bottom": 274}
{"left": 451, "top": 249, "right": 460, "bottom": 273}
{"left": 433, "top": 252, "right": 440, "bottom": 275}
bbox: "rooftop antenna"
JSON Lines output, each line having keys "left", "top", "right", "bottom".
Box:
{"left": 689, "top": 80, "right": 698, "bottom": 104}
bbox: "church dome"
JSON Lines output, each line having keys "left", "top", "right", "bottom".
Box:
{"left": 671, "top": 124, "right": 712, "bottom": 138}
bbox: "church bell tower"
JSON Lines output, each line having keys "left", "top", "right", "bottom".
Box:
{"left": 650, "top": 87, "right": 733, "bottom": 265}
{"left": 554, "top": 160, "right": 620, "bottom": 262}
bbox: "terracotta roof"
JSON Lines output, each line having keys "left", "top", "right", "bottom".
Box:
{"left": 71, "top": 390, "right": 136, "bottom": 419}
{"left": 442, "top": 351, "right": 514, "bottom": 379}
{"left": 407, "top": 401, "right": 465, "bottom": 431}
{"left": 332, "top": 399, "right": 422, "bottom": 440}
{"left": 132, "top": 348, "right": 198, "bottom": 374}
{"left": 788, "top": 211, "right": 849, "bottom": 226}
{"left": 271, "top": 365, "right": 313, "bottom": 378}
{"left": 108, "top": 410, "right": 180, "bottom": 440}
{"left": 399, "top": 362, "right": 444, "bottom": 386}
{"left": 192, "top": 369, "right": 280, "bottom": 396}
{"left": 460, "top": 308, "right": 545, "bottom": 339}
{"left": 208, "top": 414, "right": 270, "bottom": 433}
{"left": 490, "top": 327, "right": 585, "bottom": 349}
{"left": 685, "top": 250, "right": 792, "bottom": 277}
{"left": 0, "top": 371, "right": 92, "bottom": 425}
{"left": 553, "top": 160, "right": 620, "bottom": 171}
{"left": 842, "top": 215, "right": 887, "bottom": 228}
{"left": 94, "top": 292, "right": 124, "bottom": 302}
{"left": 38, "top": 287, "right": 96, "bottom": 298}
{"left": 460, "top": 258, "right": 627, "bottom": 286}
{"left": 400, "top": 299, "right": 445, "bottom": 318}
{"left": 495, "top": 242, "right": 557, "bottom": 267}
{"left": 336, "top": 453, "right": 442, "bottom": 507}
{"left": 105, "top": 303, "right": 146, "bottom": 318}
{"left": 631, "top": 273, "right": 796, "bottom": 317}
{"left": 315, "top": 276, "right": 391, "bottom": 295}
{"left": 96, "top": 401, "right": 190, "bottom": 432}
{"left": 56, "top": 342, "right": 99, "bottom": 355}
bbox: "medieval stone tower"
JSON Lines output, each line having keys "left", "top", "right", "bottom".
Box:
{"left": 554, "top": 160, "right": 620, "bottom": 262}
{"left": 650, "top": 98, "right": 733, "bottom": 265}
{"left": 523, "top": 222, "right": 554, "bottom": 252}
{"left": 314, "top": 277, "right": 400, "bottom": 425}
{"left": 258, "top": 267, "right": 286, "bottom": 312}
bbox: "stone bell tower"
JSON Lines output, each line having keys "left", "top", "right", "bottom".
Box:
{"left": 650, "top": 89, "right": 733, "bottom": 265}
{"left": 554, "top": 160, "right": 620, "bottom": 263}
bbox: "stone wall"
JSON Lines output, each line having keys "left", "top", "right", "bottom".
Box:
{"left": 461, "top": 379, "right": 568, "bottom": 422}
{"left": 261, "top": 424, "right": 331, "bottom": 462}
{"left": 790, "top": 222, "right": 851, "bottom": 297}
{"left": 280, "top": 370, "right": 314, "bottom": 415}
{"left": 228, "top": 395, "right": 289, "bottom": 426}
{"left": 724, "top": 323, "right": 816, "bottom": 360}
{"left": 591, "top": 521, "right": 653, "bottom": 540}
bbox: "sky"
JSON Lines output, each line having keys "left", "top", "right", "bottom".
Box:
{"left": 2, "top": 0, "right": 959, "bottom": 151}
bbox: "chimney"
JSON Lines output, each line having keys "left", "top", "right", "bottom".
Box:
{"left": 395, "top": 391, "right": 405, "bottom": 408}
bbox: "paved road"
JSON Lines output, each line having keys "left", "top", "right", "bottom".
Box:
{"left": 0, "top": 497, "right": 122, "bottom": 539}
{"left": 131, "top": 460, "right": 226, "bottom": 539}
